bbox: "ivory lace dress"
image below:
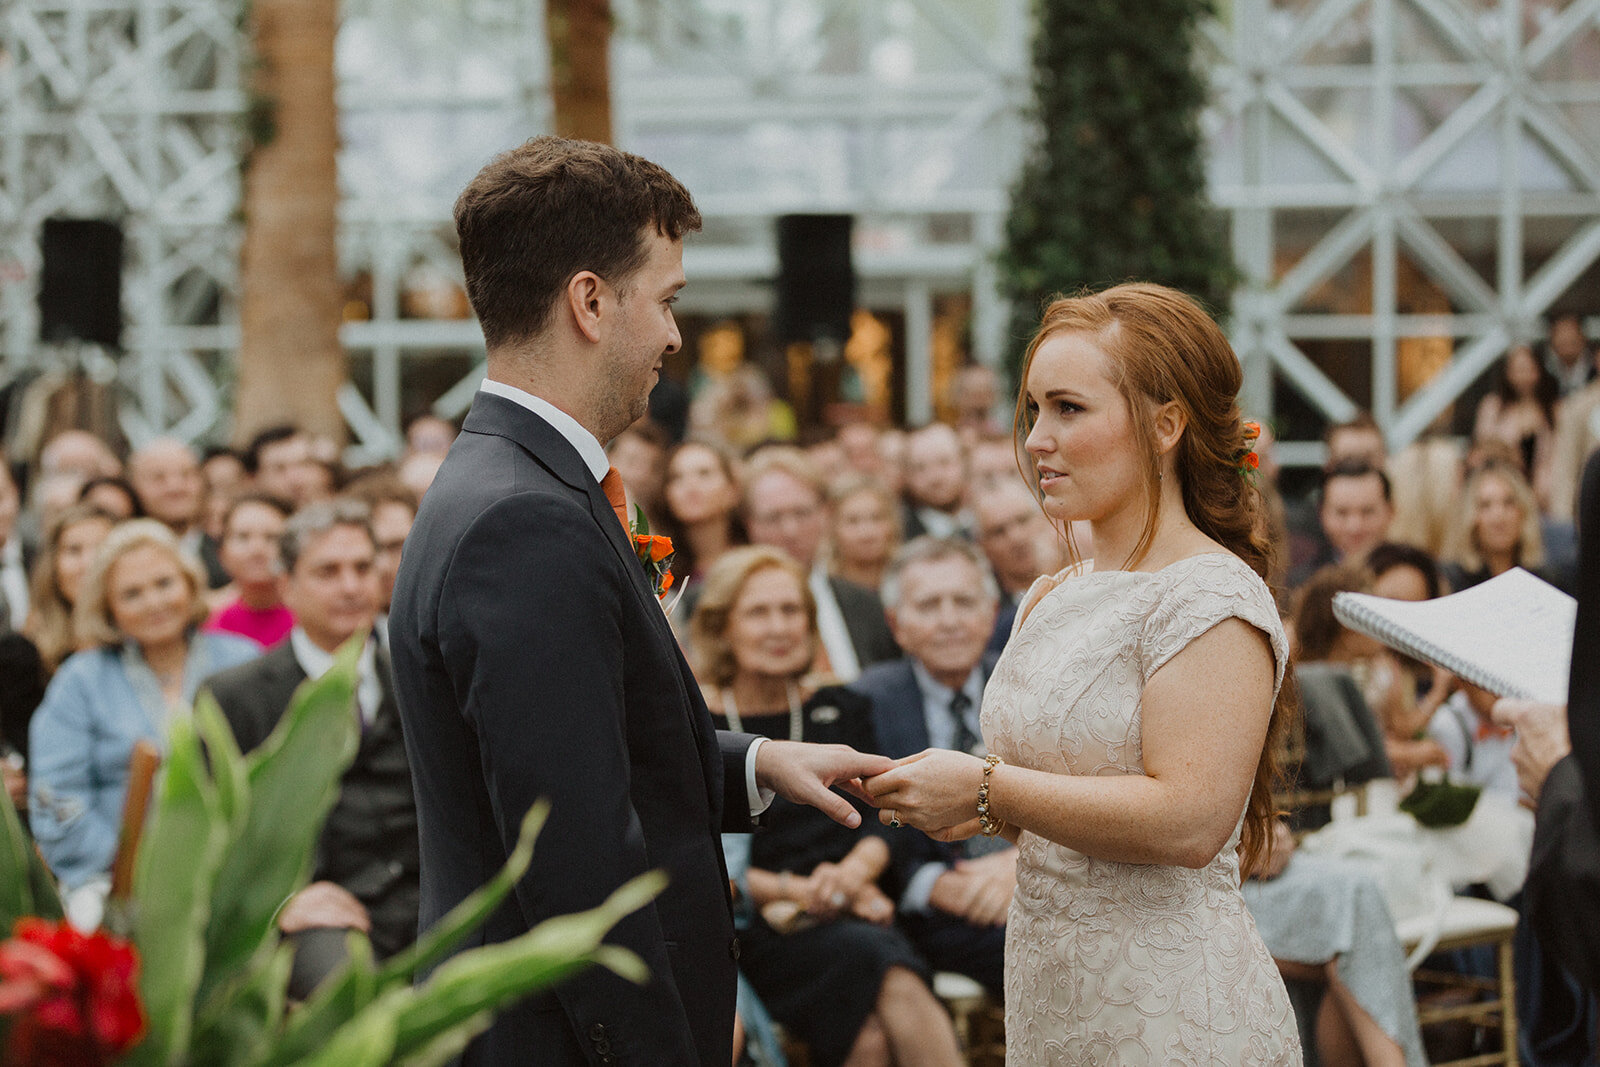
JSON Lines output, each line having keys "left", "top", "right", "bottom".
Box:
{"left": 981, "top": 552, "right": 1302, "bottom": 1065}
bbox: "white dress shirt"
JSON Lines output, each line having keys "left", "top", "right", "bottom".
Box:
{"left": 809, "top": 564, "right": 861, "bottom": 683}
{"left": 289, "top": 627, "right": 382, "bottom": 726}
{"left": 1, "top": 537, "right": 27, "bottom": 632}
{"left": 900, "top": 662, "right": 987, "bottom": 913}
{"left": 476, "top": 380, "right": 772, "bottom": 815}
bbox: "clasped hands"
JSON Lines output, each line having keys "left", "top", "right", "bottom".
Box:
{"left": 754, "top": 740, "right": 998, "bottom": 841}
{"left": 860, "top": 749, "right": 998, "bottom": 843}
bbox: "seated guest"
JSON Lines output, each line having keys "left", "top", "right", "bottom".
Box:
{"left": 1442, "top": 458, "right": 1559, "bottom": 592}
{"left": 29, "top": 520, "right": 258, "bottom": 890}
{"left": 24, "top": 504, "right": 118, "bottom": 677}
{"left": 851, "top": 537, "right": 1009, "bottom": 997}
{"left": 202, "top": 499, "right": 418, "bottom": 996}
{"left": 206, "top": 493, "right": 294, "bottom": 648}
{"left": 974, "top": 482, "right": 1059, "bottom": 651}
{"left": 1290, "top": 459, "right": 1396, "bottom": 587}
{"left": 1428, "top": 683, "right": 1520, "bottom": 798}
{"left": 899, "top": 423, "right": 971, "bottom": 540}
{"left": 1245, "top": 820, "right": 1427, "bottom": 1066}
{"left": 658, "top": 439, "right": 745, "bottom": 588}
{"left": 79, "top": 476, "right": 141, "bottom": 522}
{"left": 127, "top": 437, "right": 226, "bottom": 588}
{"left": 342, "top": 476, "right": 416, "bottom": 618}
{"left": 1363, "top": 542, "right": 1458, "bottom": 749}
{"left": 742, "top": 447, "right": 897, "bottom": 682}
{"left": 604, "top": 421, "right": 670, "bottom": 531}
{"left": 1289, "top": 567, "right": 1408, "bottom": 823}
{"left": 693, "top": 547, "right": 963, "bottom": 1067}
{"left": 826, "top": 475, "right": 900, "bottom": 594}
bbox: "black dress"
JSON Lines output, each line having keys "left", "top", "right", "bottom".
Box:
{"left": 714, "top": 685, "right": 928, "bottom": 1067}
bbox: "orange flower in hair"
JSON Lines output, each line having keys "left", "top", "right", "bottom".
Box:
{"left": 1235, "top": 420, "right": 1263, "bottom": 481}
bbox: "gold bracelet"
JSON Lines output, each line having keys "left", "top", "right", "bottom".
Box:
{"left": 977, "top": 754, "right": 1005, "bottom": 836}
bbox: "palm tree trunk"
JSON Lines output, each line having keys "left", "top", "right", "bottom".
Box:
{"left": 234, "top": 0, "right": 344, "bottom": 444}
{"left": 546, "top": 0, "right": 613, "bottom": 143}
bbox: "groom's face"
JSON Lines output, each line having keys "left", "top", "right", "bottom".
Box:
{"left": 598, "top": 229, "right": 685, "bottom": 437}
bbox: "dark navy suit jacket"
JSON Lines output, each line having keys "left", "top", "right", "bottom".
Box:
{"left": 389, "top": 392, "right": 757, "bottom": 1065}
{"left": 850, "top": 653, "right": 1000, "bottom": 901}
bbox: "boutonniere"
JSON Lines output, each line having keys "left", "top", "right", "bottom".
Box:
{"left": 630, "top": 505, "right": 677, "bottom": 600}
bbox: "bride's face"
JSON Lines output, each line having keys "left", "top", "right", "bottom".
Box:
{"left": 1023, "top": 331, "right": 1148, "bottom": 526}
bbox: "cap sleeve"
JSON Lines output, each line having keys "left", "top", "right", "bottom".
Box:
{"left": 1139, "top": 555, "right": 1288, "bottom": 697}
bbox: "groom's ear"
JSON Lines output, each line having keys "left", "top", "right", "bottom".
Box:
{"left": 565, "top": 271, "right": 606, "bottom": 343}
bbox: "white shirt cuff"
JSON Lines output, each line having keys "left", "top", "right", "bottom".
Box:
{"left": 745, "top": 736, "right": 776, "bottom": 816}
{"left": 901, "top": 862, "right": 950, "bottom": 914}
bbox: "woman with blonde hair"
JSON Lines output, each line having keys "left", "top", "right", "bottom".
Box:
{"left": 866, "top": 283, "right": 1301, "bottom": 1062}
{"left": 693, "top": 545, "right": 962, "bottom": 1067}
{"left": 825, "top": 475, "right": 901, "bottom": 593}
{"left": 1442, "top": 459, "right": 1551, "bottom": 591}
{"left": 28, "top": 520, "right": 258, "bottom": 890}
{"left": 23, "top": 503, "right": 118, "bottom": 676}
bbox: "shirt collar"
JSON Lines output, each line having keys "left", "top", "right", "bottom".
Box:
{"left": 289, "top": 626, "right": 375, "bottom": 680}
{"left": 909, "top": 659, "right": 984, "bottom": 714}
{"left": 478, "top": 378, "right": 610, "bottom": 483}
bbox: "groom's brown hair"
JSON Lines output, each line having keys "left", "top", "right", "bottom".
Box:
{"left": 454, "top": 136, "right": 702, "bottom": 350}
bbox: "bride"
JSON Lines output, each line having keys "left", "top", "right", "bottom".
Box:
{"left": 865, "top": 283, "right": 1301, "bottom": 1065}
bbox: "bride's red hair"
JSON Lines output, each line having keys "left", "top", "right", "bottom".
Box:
{"left": 1012, "top": 282, "right": 1292, "bottom": 875}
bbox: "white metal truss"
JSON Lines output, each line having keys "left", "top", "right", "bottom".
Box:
{"left": 12, "top": 0, "right": 1593, "bottom": 462}
{"left": 1207, "top": 0, "right": 1600, "bottom": 466}
{"left": 0, "top": 0, "right": 248, "bottom": 446}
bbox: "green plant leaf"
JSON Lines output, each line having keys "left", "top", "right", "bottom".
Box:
{"left": 187, "top": 941, "right": 294, "bottom": 1067}
{"left": 196, "top": 642, "right": 361, "bottom": 1010}
{"left": 125, "top": 718, "right": 229, "bottom": 1067}
{"left": 0, "top": 770, "right": 61, "bottom": 928}
{"left": 290, "top": 992, "right": 399, "bottom": 1067}
{"left": 376, "top": 800, "right": 549, "bottom": 986}
{"left": 391, "top": 1011, "right": 493, "bottom": 1067}
{"left": 259, "top": 936, "right": 381, "bottom": 1067}
{"left": 632, "top": 503, "right": 649, "bottom": 536}
{"left": 193, "top": 691, "right": 250, "bottom": 840}
{"left": 388, "top": 870, "right": 666, "bottom": 1059}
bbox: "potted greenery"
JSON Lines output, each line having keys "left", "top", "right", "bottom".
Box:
{"left": 0, "top": 645, "right": 662, "bottom": 1065}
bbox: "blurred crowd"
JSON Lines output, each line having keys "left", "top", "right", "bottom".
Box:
{"left": 3, "top": 313, "right": 1600, "bottom": 1064}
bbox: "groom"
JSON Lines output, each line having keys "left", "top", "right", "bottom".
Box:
{"left": 389, "top": 137, "right": 894, "bottom": 1066}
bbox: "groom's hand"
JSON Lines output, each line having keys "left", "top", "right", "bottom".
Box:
{"left": 755, "top": 741, "right": 896, "bottom": 828}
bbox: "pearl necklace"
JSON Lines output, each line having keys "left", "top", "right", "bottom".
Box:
{"left": 721, "top": 682, "right": 804, "bottom": 742}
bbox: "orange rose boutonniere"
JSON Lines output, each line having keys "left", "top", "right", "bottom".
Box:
{"left": 630, "top": 506, "right": 676, "bottom": 599}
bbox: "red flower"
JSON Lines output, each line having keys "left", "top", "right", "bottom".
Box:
{"left": 0, "top": 918, "right": 145, "bottom": 1064}
{"left": 659, "top": 570, "right": 675, "bottom": 594}
{"left": 1245, "top": 452, "right": 1260, "bottom": 470}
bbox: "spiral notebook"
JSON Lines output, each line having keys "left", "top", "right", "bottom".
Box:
{"left": 1332, "top": 567, "right": 1576, "bottom": 705}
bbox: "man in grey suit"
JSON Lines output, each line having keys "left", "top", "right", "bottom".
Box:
{"left": 388, "top": 137, "right": 893, "bottom": 1066}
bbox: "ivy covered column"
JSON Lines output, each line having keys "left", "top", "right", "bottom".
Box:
{"left": 999, "top": 0, "right": 1234, "bottom": 366}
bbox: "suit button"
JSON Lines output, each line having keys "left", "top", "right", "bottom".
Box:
{"left": 588, "top": 1023, "right": 607, "bottom": 1041}
{"left": 594, "top": 1039, "right": 612, "bottom": 1056}
{"left": 729, "top": 936, "right": 741, "bottom": 962}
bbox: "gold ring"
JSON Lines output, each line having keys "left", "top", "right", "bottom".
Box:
{"left": 888, "top": 810, "right": 902, "bottom": 828}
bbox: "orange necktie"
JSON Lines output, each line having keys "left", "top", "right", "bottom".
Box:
{"left": 600, "top": 467, "right": 630, "bottom": 536}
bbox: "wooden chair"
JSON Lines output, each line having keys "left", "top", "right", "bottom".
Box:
{"left": 932, "top": 971, "right": 1005, "bottom": 1066}
{"left": 1398, "top": 896, "right": 1520, "bottom": 1067}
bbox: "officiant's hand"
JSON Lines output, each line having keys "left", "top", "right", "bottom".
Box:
{"left": 1492, "top": 698, "right": 1569, "bottom": 807}
{"left": 863, "top": 748, "right": 988, "bottom": 835}
{"left": 755, "top": 741, "right": 896, "bottom": 828}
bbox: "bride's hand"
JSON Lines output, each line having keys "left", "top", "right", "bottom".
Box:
{"left": 863, "top": 749, "right": 988, "bottom": 834}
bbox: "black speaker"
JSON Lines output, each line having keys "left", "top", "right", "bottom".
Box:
{"left": 774, "top": 214, "right": 854, "bottom": 345}
{"left": 39, "top": 218, "right": 124, "bottom": 349}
